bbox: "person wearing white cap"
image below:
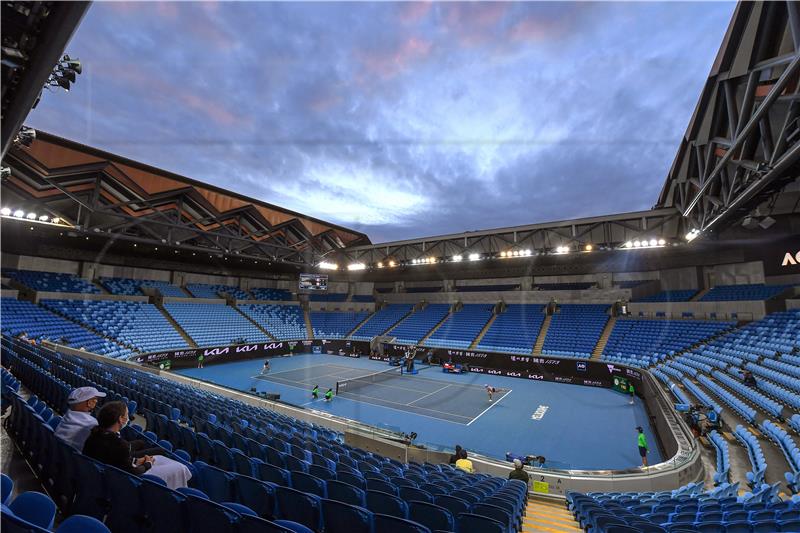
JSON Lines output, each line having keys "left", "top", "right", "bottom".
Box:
{"left": 54, "top": 386, "right": 106, "bottom": 451}
{"left": 508, "top": 458, "right": 530, "bottom": 483}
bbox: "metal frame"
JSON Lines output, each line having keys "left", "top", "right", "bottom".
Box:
{"left": 658, "top": 1, "right": 800, "bottom": 235}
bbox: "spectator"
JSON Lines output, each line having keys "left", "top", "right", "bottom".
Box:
{"left": 508, "top": 459, "right": 529, "bottom": 483}
{"left": 449, "top": 444, "right": 463, "bottom": 465}
{"left": 83, "top": 401, "right": 192, "bottom": 489}
{"left": 455, "top": 449, "right": 474, "bottom": 473}
{"left": 55, "top": 386, "right": 106, "bottom": 451}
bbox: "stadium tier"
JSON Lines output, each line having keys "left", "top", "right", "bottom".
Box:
{"left": 2, "top": 337, "right": 529, "bottom": 533}
{"left": 477, "top": 304, "right": 546, "bottom": 354}
{"left": 699, "top": 284, "right": 794, "bottom": 301}
{"left": 602, "top": 319, "right": 735, "bottom": 366}
{"left": 387, "top": 304, "right": 451, "bottom": 345}
{"left": 98, "top": 277, "right": 187, "bottom": 297}
{"left": 616, "top": 280, "right": 650, "bottom": 288}
{"left": 186, "top": 283, "right": 251, "bottom": 300}
{"left": 424, "top": 304, "right": 495, "bottom": 349}
{"left": 39, "top": 299, "right": 188, "bottom": 354}
{"left": 310, "top": 311, "right": 370, "bottom": 339}
{"left": 349, "top": 304, "right": 414, "bottom": 341}
{"left": 3, "top": 269, "right": 101, "bottom": 294}
{"left": 405, "top": 286, "right": 442, "bottom": 293}
{"left": 454, "top": 284, "right": 520, "bottom": 292}
{"left": 635, "top": 290, "right": 698, "bottom": 302}
{"left": 0, "top": 298, "right": 129, "bottom": 358}
{"left": 238, "top": 304, "right": 307, "bottom": 340}
{"left": 351, "top": 294, "right": 375, "bottom": 302}
{"left": 542, "top": 304, "right": 609, "bottom": 358}
{"left": 309, "top": 293, "right": 348, "bottom": 302}
{"left": 163, "top": 303, "right": 270, "bottom": 346}
{"left": 534, "top": 282, "right": 596, "bottom": 291}
{"left": 249, "top": 287, "right": 293, "bottom": 301}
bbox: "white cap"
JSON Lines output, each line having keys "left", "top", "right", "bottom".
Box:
{"left": 67, "top": 386, "right": 106, "bottom": 404}
{"left": 513, "top": 459, "right": 523, "bottom": 468}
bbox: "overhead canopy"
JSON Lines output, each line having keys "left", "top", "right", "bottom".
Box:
{"left": 2, "top": 130, "right": 370, "bottom": 265}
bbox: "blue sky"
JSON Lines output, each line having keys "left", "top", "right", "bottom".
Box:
{"left": 28, "top": 1, "right": 735, "bottom": 243}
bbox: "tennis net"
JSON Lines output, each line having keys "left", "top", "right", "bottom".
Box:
{"left": 335, "top": 366, "right": 402, "bottom": 395}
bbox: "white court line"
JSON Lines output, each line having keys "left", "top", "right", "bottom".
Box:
{"left": 466, "top": 389, "right": 512, "bottom": 426}
{"left": 407, "top": 384, "right": 451, "bottom": 406}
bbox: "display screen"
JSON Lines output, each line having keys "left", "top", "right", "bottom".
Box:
{"left": 299, "top": 273, "right": 328, "bottom": 291}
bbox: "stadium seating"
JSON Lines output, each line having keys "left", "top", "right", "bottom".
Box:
{"left": 700, "top": 283, "right": 794, "bottom": 301}
{"left": 542, "top": 304, "right": 609, "bottom": 358}
{"left": 478, "top": 304, "right": 545, "bottom": 354}
{"left": 0, "top": 298, "right": 129, "bottom": 358}
{"left": 39, "top": 299, "right": 188, "bottom": 354}
{"left": 164, "top": 303, "right": 270, "bottom": 346}
{"left": 310, "top": 311, "right": 369, "bottom": 339}
{"left": 98, "top": 277, "right": 187, "bottom": 298}
{"left": 635, "top": 289, "right": 697, "bottom": 302}
{"left": 709, "top": 430, "right": 730, "bottom": 485}
{"left": 405, "top": 286, "right": 442, "bottom": 293}
{"left": 734, "top": 425, "right": 768, "bottom": 487}
{"left": 3, "top": 269, "right": 101, "bottom": 294}
{"left": 351, "top": 295, "right": 375, "bottom": 302}
{"left": 350, "top": 304, "right": 413, "bottom": 341}
{"left": 388, "top": 304, "right": 451, "bottom": 345}
{"left": 603, "top": 319, "right": 734, "bottom": 366}
{"left": 250, "top": 287, "right": 293, "bottom": 301}
{"left": 309, "top": 293, "right": 348, "bottom": 302}
{"left": 1, "top": 336, "right": 529, "bottom": 533}
{"left": 424, "top": 304, "right": 494, "bottom": 349}
{"left": 186, "top": 283, "right": 250, "bottom": 300}
{"left": 239, "top": 304, "right": 307, "bottom": 340}
{"left": 616, "top": 280, "right": 650, "bottom": 289}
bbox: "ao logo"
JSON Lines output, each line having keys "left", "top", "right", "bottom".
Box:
{"left": 782, "top": 251, "right": 800, "bottom": 266}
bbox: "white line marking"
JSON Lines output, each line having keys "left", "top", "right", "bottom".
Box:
{"left": 466, "top": 389, "right": 512, "bottom": 426}
{"left": 408, "top": 384, "right": 451, "bottom": 406}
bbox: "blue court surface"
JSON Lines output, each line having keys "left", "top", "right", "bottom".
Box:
{"left": 176, "top": 353, "right": 663, "bottom": 470}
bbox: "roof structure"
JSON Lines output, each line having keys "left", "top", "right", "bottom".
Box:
{"left": 2, "top": 131, "right": 370, "bottom": 266}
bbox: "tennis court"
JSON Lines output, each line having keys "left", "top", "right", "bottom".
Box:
{"left": 252, "top": 363, "right": 511, "bottom": 424}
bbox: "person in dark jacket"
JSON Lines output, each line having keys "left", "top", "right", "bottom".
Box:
{"left": 508, "top": 459, "right": 530, "bottom": 483}
{"left": 449, "top": 444, "right": 463, "bottom": 465}
{"left": 83, "top": 401, "right": 157, "bottom": 475}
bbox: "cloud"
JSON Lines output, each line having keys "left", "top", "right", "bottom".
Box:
{"left": 26, "top": 1, "right": 736, "bottom": 244}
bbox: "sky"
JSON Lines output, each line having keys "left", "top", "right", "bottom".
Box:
{"left": 28, "top": 1, "right": 736, "bottom": 244}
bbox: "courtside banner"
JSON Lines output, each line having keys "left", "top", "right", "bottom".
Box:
{"left": 380, "top": 343, "right": 644, "bottom": 390}
{"left": 131, "top": 339, "right": 371, "bottom": 369}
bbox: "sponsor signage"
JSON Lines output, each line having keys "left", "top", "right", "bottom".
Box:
{"left": 781, "top": 251, "right": 800, "bottom": 267}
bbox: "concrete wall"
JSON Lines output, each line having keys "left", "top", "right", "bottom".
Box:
{"left": 455, "top": 277, "right": 523, "bottom": 287}
{"left": 4, "top": 254, "right": 80, "bottom": 275}
{"left": 92, "top": 264, "right": 172, "bottom": 282}
{"left": 703, "top": 261, "right": 764, "bottom": 287}
{"left": 628, "top": 301, "right": 767, "bottom": 321}
{"left": 382, "top": 289, "right": 628, "bottom": 305}
{"left": 787, "top": 299, "right": 800, "bottom": 310}
{"left": 659, "top": 266, "right": 701, "bottom": 291}
{"left": 180, "top": 272, "right": 240, "bottom": 286}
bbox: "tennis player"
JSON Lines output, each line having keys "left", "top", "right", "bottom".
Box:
{"left": 485, "top": 384, "right": 497, "bottom": 402}
{"left": 312, "top": 385, "right": 319, "bottom": 399}
{"left": 324, "top": 388, "right": 333, "bottom": 402}
{"left": 260, "top": 360, "right": 270, "bottom": 375}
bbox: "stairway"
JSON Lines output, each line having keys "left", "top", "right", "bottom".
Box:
{"left": 304, "top": 309, "right": 314, "bottom": 339}
{"left": 156, "top": 304, "right": 198, "bottom": 348}
{"left": 232, "top": 304, "right": 276, "bottom": 340}
{"left": 690, "top": 287, "right": 711, "bottom": 301}
{"left": 470, "top": 313, "right": 497, "bottom": 349}
{"left": 91, "top": 279, "right": 109, "bottom": 294}
{"left": 591, "top": 316, "right": 617, "bottom": 359}
{"left": 383, "top": 307, "right": 416, "bottom": 336}
{"left": 347, "top": 310, "right": 376, "bottom": 338}
{"left": 419, "top": 308, "right": 455, "bottom": 345}
{"left": 523, "top": 497, "right": 582, "bottom": 532}
{"left": 532, "top": 315, "right": 552, "bottom": 355}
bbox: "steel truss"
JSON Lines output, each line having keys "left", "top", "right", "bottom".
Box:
{"left": 659, "top": 1, "right": 800, "bottom": 235}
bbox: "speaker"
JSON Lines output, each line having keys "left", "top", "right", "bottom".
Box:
{"left": 759, "top": 216, "right": 776, "bottom": 229}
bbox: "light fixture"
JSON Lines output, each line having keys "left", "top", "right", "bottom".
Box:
{"left": 51, "top": 217, "right": 60, "bottom": 224}
{"left": 556, "top": 246, "right": 569, "bottom": 254}
{"left": 585, "top": 244, "right": 593, "bottom": 252}
{"left": 38, "top": 215, "right": 48, "bottom": 222}
{"left": 347, "top": 263, "right": 366, "bottom": 271}
{"left": 12, "top": 210, "right": 23, "bottom": 218}
{"left": 319, "top": 262, "right": 338, "bottom": 270}
{"left": 623, "top": 241, "right": 632, "bottom": 248}
{"left": 26, "top": 212, "right": 36, "bottom": 220}
{"left": 649, "top": 239, "right": 657, "bottom": 247}
{"left": 388, "top": 260, "right": 396, "bottom": 267}
{"left": 468, "top": 253, "right": 480, "bottom": 261}
{"left": 500, "top": 251, "right": 507, "bottom": 258}
{"left": 0, "top": 208, "right": 10, "bottom": 216}
{"left": 685, "top": 229, "right": 700, "bottom": 242}
{"left": 512, "top": 250, "right": 519, "bottom": 257}
{"left": 633, "top": 240, "right": 641, "bottom": 247}
{"left": 658, "top": 238, "right": 666, "bottom": 246}
{"left": 452, "top": 255, "right": 463, "bottom": 262}
{"left": 377, "top": 262, "right": 384, "bottom": 268}
{"left": 523, "top": 249, "right": 532, "bottom": 256}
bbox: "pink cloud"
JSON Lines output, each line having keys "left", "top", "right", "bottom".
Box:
{"left": 440, "top": 2, "right": 511, "bottom": 47}
{"left": 398, "top": 2, "right": 432, "bottom": 24}
{"left": 156, "top": 2, "right": 179, "bottom": 19}
{"left": 358, "top": 36, "right": 433, "bottom": 80}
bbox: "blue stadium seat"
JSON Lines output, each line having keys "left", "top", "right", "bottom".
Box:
{"left": 321, "top": 499, "right": 374, "bottom": 533}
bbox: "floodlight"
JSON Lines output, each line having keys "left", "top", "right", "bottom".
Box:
{"left": 624, "top": 241, "right": 632, "bottom": 248}
{"left": 0, "top": 208, "right": 10, "bottom": 216}
{"left": 377, "top": 262, "right": 384, "bottom": 268}
{"left": 500, "top": 251, "right": 506, "bottom": 258}
{"left": 319, "top": 261, "right": 338, "bottom": 270}
{"left": 388, "top": 260, "right": 396, "bottom": 267}
{"left": 26, "top": 212, "right": 36, "bottom": 220}
{"left": 347, "top": 263, "right": 366, "bottom": 271}
{"left": 658, "top": 239, "right": 666, "bottom": 246}
{"left": 523, "top": 249, "right": 532, "bottom": 256}
{"left": 633, "top": 240, "right": 641, "bottom": 247}
{"left": 468, "top": 253, "right": 480, "bottom": 261}
{"left": 649, "top": 239, "right": 657, "bottom": 247}
{"left": 51, "top": 217, "right": 60, "bottom": 224}
{"left": 512, "top": 250, "right": 519, "bottom": 256}
{"left": 585, "top": 244, "right": 593, "bottom": 252}
{"left": 428, "top": 257, "right": 436, "bottom": 264}
{"left": 38, "top": 215, "right": 49, "bottom": 222}
{"left": 452, "top": 255, "right": 463, "bottom": 262}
